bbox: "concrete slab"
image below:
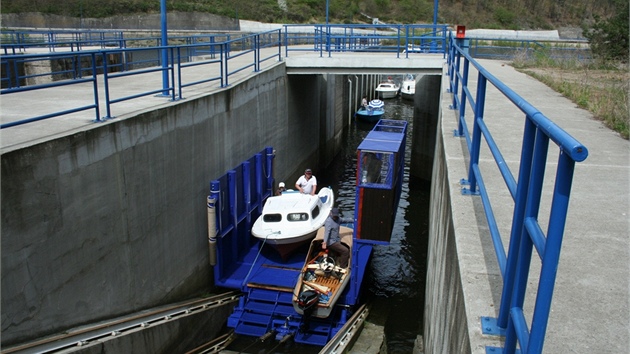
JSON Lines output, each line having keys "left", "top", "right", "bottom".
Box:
{"left": 440, "top": 58, "right": 629, "bottom": 353}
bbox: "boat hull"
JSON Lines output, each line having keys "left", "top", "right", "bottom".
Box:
{"left": 355, "top": 108, "right": 385, "bottom": 123}
{"left": 400, "top": 91, "right": 414, "bottom": 100}
{"left": 375, "top": 89, "right": 399, "bottom": 99}
{"left": 292, "top": 226, "right": 353, "bottom": 318}
{"left": 375, "top": 82, "right": 400, "bottom": 99}
{"left": 400, "top": 75, "right": 415, "bottom": 101}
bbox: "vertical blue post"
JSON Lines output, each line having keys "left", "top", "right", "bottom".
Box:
{"left": 265, "top": 147, "right": 275, "bottom": 197}
{"left": 91, "top": 53, "right": 101, "bottom": 122}
{"left": 528, "top": 150, "right": 576, "bottom": 354}
{"left": 243, "top": 161, "right": 252, "bottom": 249}
{"left": 498, "top": 118, "right": 537, "bottom": 328}
{"left": 456, "top": 59, "right": 469, "bottom": 136}
{"left": 325, "top": 0, "right": 330, "bottom": 52}
{"left": 255, "top": 153, "right": 264, "bottom": 214}
{"left": 228, "top": 170, "right": 238, "bottom": 258}
{"left": 431, "top": 0, "right": 439, "bottom": 52}
{"left": 505, "top": 132, "right": 549, "bottom": 353}
{"left": 160, "top": 0, "right": 169, "bottom": 96}
{"left": 465, "top": 74, "right": 487, "bottom": 194}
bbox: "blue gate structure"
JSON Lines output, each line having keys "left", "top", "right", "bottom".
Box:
{"left": 206, "top": 120, "right": 408, "bottom": 347}
{"left": 447, "top": 34, "right": 589, "bottom": 353}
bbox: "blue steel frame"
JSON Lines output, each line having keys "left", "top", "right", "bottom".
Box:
{"left": 447, "top": 34, "right": 589, "bottom": 353}
{"left": 282, "top": 24, "right": 449, "bottom": 58}
{"left": 1, "top": 30, "right": 283, "bottom": 128}
{"left": 210, "top": 147, "right": 274, "bottom": 288}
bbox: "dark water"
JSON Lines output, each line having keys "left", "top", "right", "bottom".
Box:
{"left": 225, "top": 97, "right": 430, "bottom": 354}
{"left": 317, "top": 97, "right": 431, "bottom": 353}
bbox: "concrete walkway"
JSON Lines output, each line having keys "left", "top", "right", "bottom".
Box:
{"left": 441, "top": 58, "right": 629, "bottom": 353}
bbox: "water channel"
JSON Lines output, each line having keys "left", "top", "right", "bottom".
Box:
{"left": 226, "top": 96, "right": 430, "bottom": 353}
{"left": 318, "top": 96, "right": 430, "bottom": 353}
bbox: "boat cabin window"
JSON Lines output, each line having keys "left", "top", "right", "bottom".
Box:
{"left": 287, "top": 213, "right": 309, "bottom": 221}
{"left": 263, "top": 214, "right": 282, "bottom": 222}
{"left": 359, "top": 151, "right": 396, "bottom": 188}
{"left": 311, "top": 205, "right": 320, "bottom": 219}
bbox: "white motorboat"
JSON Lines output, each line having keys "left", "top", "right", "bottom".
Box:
{"left": 400, "top": 74, "right": 416, "bottom": 101}
{"left": 251, "top": 187, "right": 334, "bottom": 258}
{"left": 375, "top": 79, "right": 400, "bottom": 99}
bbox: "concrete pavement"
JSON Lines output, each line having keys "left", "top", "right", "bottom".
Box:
{"left": 436, "top": 58, "right": 629, "bottom": 353}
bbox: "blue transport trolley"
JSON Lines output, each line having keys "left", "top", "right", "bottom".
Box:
{"left": 208, "top": 119, "right": 408, "bottom": 347}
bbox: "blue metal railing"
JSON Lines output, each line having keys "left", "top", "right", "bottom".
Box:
{"left": 1, "top": 25, "right": 447, "bottom": 129}
{"left": 282, "top": 24, "right": 448, "bottom": 57}
{"left": 1, "top": 29, "right": 283, "bottom": 128}
{"left": 447, "top": 34, "right": 588, "bottom": 353}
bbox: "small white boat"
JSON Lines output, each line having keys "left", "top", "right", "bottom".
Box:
{"left": 400, "top": 74, "right": 416, "bottom": 101}
{"left": 251, "top": 187, "right": 334, "bottom": 258}
{"left": 293, "top": 226, "right": 353, "bottom": 318}
{"left": 355, "top": 99, "right": 385, "bottom": 123}
{"left": 375, "top": 79, "right": 400, "bottom": 99}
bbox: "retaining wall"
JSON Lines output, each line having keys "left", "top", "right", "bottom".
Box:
{"left": 1, "top": 64, "right": 345, "bottom": 346}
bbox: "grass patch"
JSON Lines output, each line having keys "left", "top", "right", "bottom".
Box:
{"left": 513, "top": 51, "right": 629, "bottom": 139}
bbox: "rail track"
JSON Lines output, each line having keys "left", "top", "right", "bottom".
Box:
{"left": 4, "top": 291, "right": 241, "bottom": 354}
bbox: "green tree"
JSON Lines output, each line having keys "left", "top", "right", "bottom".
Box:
{"left": 583, "top": 0, "right": 629, "bottom": 62}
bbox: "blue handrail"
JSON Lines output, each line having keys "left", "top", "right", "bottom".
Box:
{"left": 0, "top": 29, "right": 283, "bottom": 128}
{"left": 2, "top": 25, "right": 448, "bottom": 129}
{"left": 447, "top": 33, "right": 588, "bottom": 353}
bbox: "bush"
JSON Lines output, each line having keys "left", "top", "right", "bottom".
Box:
{"left": 583, "top": 0, "right": 629, "bottom": 62}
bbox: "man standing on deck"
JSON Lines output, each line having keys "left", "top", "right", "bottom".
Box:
{"left": 322, "top": 208, "right": 352, "bottom": 268}
{"left": 295, "top": 168, "right": 317, "bottom": 195}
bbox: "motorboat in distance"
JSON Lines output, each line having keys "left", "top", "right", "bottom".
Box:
{"left": 400, "top": 74, "right": 416, "bottom": 100}
{"left": 251, "top": 187, "right": 334, "bottom": 259}
{"left": 375, "top": 79, "right": 400, "bottom": 99}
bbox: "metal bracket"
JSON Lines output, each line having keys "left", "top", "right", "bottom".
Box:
{"left": 481, "top": 316, "right": 506, "bottom": 336}
{"left": 460, "top": 179, "right": 480, "bottom": 195}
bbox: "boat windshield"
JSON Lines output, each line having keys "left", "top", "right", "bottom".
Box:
{"left": 288, "top": 213, "right": 309, "bottom": 221}
{"left": 263, "top": 214, "right": 282, "bottom": 222}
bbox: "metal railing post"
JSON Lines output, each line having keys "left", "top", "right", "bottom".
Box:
{"left": 464, "top": 73, "right": 487, "bottom": 194}
{"left": 91, "top": 52, "right": 102, "bottom": 122}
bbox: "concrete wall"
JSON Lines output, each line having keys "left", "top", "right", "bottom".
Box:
{"left": 411, "top": 74, "right": 441, "bottom": 182}
{"left": 424, "top": 120, "right": 471, "bottom": 353}
{"left": 0, "top": 12, "right": 239, "bottom": 31}
{"left": 1, "top": 64, "right": 345, "bottom": 346}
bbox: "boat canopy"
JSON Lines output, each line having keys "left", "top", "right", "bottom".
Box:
{"left": 368, "top": 99, "right": 384, "bottom": 109}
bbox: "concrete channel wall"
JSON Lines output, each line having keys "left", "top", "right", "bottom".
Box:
{"left": 1, "top": 64, "right": 348, "bottom": 347}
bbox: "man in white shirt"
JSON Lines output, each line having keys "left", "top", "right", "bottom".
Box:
{"left": 295, "top": 168, "right": 317, "bottom": 195}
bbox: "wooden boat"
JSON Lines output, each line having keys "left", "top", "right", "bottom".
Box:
{"left": 292, "top": 226, "right": 353, "bottom": 318}
{"left": 251, "top": 187, "right": 334, "bottom": 259}
{"left": 355, "top": 99, "right": 385, "bottom": 123}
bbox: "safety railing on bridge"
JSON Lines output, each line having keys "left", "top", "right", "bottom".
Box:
{"left": 447, "top": 33, "right": 589, "bottom": 353}
{"left": 1, "top": 25, "right": 447, "bottom": 129}
{"left": 283, "top": 24, "right": 448, "bottom": 58}
{"left": 0, "top": 29, "right": 282, "bottom": 128}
